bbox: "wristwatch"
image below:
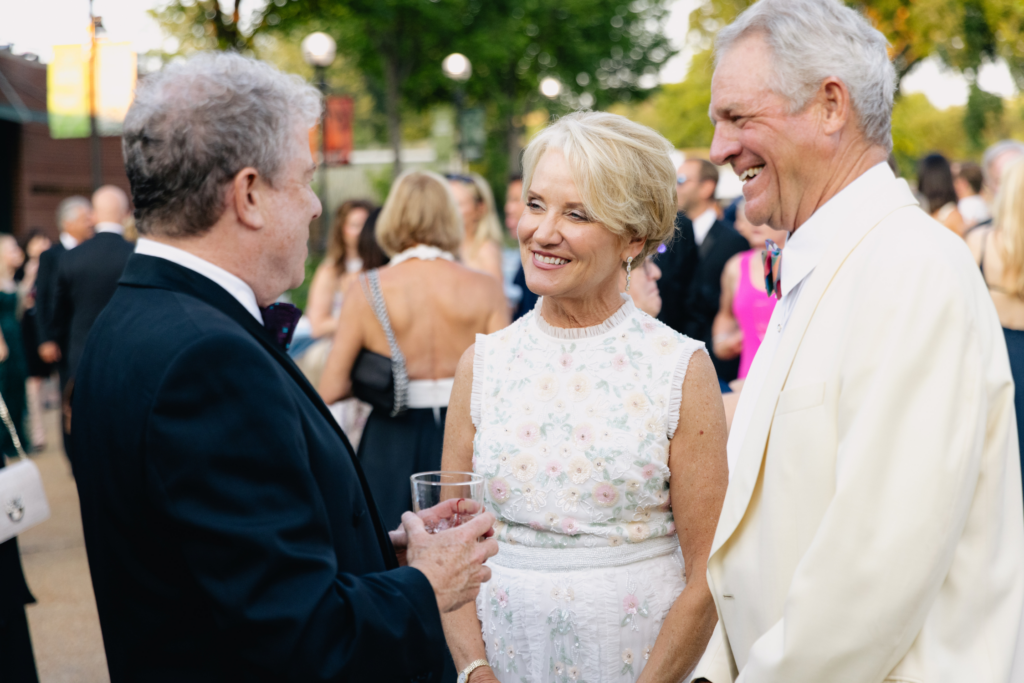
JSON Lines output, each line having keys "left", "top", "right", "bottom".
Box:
{"left": 457, "top": 658, "right": 489, "bottom": 683}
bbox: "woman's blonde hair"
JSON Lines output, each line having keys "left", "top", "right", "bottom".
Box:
{"left": 995, "top": 158, "right": 1024, "bottom": 296}
{"left": 376, "top": 170, "right": 463, "bottom": 257}
{"left": 520, "top": 111, "right": 677, "bottom": 264}
{"left": 449, "top": 173, "right": 504, "bottom": 255}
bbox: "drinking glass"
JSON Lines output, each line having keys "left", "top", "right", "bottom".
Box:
{"left": 410, "top": 471, "right": 485, "bottom": 533}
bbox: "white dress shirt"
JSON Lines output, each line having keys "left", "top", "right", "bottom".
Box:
{"left": 94, "top": 221, "right": 125, "bottom": 236}
{"left": 134, "top": 237, "right": 264, "bottom": 324}
{"left": 60, "top": 233, "right": 79, "bottom": 250}
{"left": 726, "top": 162, "right": 895, "bottom": 472}
{"left": 692, "top": 207, "right": 718, "bottom": 246}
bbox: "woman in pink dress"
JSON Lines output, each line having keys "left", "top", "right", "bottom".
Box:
{"left": 712, "top": 199, "right": 789, "bottom": 381}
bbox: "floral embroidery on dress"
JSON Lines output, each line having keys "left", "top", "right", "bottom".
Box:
{"left": 472, "top": 296, "right": 705, "bottom": 552}
{"left": 548, "top": 579, "right": 587, "bottom": 683}
{"left": 620, "top": 575, "right": 651, "bottom": 632}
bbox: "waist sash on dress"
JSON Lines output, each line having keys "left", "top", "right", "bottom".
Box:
{"left": 489, "top": 535, "right": 680, "bottom": 571}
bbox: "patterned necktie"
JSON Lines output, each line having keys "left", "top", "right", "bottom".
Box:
{"left": 260, "top": 302, "right": 302, "bottom": 351}
{"left": 762, "top": 239, "right": 782, "bottom": 300}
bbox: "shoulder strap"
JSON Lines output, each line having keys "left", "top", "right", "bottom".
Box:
{"left": 360, "top": 270, "right": 408, "bottom": 416}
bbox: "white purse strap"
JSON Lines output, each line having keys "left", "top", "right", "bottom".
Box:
{"left": 0, "top": 386, "right": 25, "bottom": 461}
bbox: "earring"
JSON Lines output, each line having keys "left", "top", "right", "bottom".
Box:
{"left": 625, "top": 256, "right": 633, "bottom": 292}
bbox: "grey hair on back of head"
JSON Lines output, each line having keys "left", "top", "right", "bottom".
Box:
{"left": 56, "top": 195, "right": 91, "bottom": 229}
{"left": 122, "top": 51, "right": 322, "bottom": 238}
{"left": 714, "top": 0, "right": 896, "bottom": 152}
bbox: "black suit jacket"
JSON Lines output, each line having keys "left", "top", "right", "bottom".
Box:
{"left": 34, "top": 241, "right": 66, "bottom": 347}
{"left": 72, "top": 254, "right": 444, "bottom": 682}
{"left": 686, "top": 219, "right": 749, "bottom": 381}
{"left": 51, "top": 232, "right": 134, "bottom": 381}
{"left": 656, "top": 212, "right": 701, "bottom": 337}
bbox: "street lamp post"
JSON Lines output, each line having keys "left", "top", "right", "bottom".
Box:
{"left": 442, "top": 53, "right": 472, "bottom": 171}
{"left": 301, "top": 32, "right": 337, "bottom": 253}
{"left": 88, "top": 0, "right": 104, "bottom": 191}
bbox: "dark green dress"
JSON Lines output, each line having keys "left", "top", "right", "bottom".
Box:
{"left": 0, "top": 291, "right": 29, "bottom": 458}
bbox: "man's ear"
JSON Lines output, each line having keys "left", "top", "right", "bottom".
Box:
{"left": 700, "top": 179, "right": 717, "bottom": 202}
{"left": 232, "top": 167, "right": 264, "bottom": 231}
{"left": 819, "top": 76, "right": 851, "bottom": 137}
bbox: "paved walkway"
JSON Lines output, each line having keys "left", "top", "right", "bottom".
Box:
{"left": 19, "top": 407, "right": 109, "bottom": 683}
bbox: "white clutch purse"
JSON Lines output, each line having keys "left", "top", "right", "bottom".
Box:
{"left": 0, "top": 387, "right": 50, "bottom": 545}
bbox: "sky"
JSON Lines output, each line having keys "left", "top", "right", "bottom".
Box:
{"left": 2, "top": 0, "right": 1018, "bottom": 111}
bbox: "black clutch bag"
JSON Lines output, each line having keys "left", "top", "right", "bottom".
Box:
{"left": 351, "top": 349, "right": 395, "bottom": 414}
{"left": 349, "top": 270, "right": 408, "bottom": 417}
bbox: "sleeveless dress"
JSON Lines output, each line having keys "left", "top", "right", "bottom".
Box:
{"left": 472, "top": 294, "right": 706, "bottom": 682}
{"left": 732, "top": 250, "right": 776, "bottom": 379}
{"left": 356, "top": 245, "right": 459, "bottom": 531}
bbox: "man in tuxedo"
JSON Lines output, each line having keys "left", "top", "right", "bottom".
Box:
{"left": 676, "top": 158, "right": 748, "bottom": 381}
{"left": 51, "top": 185, "right": 134, "bottom": 385}
{"left": 693, "top": 0, "right": 1024, "bottom": 680}
{"left": 72, "top": 52, "right": 497, "bottom": 682}
{"left": 36, "top": 196, "right": 93, "bottom": 460}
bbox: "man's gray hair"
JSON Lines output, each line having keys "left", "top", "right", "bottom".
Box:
{"left": 982, "top": 140, "right": 1024, "bottom": 186}
{"left": 122, "top": 51, "right": 322, "bottom": 238}
{"left": 715, "top": 0, "right": 896, "bottom": 151}
{"left": 56, "top": 195, "right": 91, "bottom": 230}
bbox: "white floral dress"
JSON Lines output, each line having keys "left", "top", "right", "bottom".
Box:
{"left": 471, "top": 294, "right": 706, "bottom": 683}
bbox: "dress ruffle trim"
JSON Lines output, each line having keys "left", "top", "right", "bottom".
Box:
{"left": 533, "top": 293, "right": 636, "bottom": 340}
{"left": 470, "top": 333, "right": 486, "bottom": 428}
{"left": 666, "top": 339, "right": 709, "bottom": 440}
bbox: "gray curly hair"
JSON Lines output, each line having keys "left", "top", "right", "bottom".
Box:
{"left": 715, "top": 0, "right": 896, "bottom": 152}
{"left": 122, "top": 51, "right": 322, "bottom": 237}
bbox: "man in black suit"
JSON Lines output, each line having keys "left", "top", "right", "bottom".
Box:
{"left": 655, "top": 211, "right": 700, "bottom": 336}
{"left": 51, "top": 185, "right": 134, "bottom": 386}
{"left": 72, "top": 52, "right": 496, "bottom": 683}
{"left": 36, "top": 196, "right": 93, "bottom": 370}
{"left": 676, "top": 158, "right": 748, "bottom": 381}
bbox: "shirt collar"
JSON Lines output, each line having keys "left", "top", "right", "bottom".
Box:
{"left": 780, "top": 162, "right": 894, "bottom": 298}
{"left": 94, "top": 222, "right": 125, "bottom": 236}
{"left": 59, "top": 233, "right": 79, "bottom": 250}
{"left": 134, "top": 238, "right": 264, "bottom": 324}
{"left": 692, "top": 208, "right": 718, "bottom": 246}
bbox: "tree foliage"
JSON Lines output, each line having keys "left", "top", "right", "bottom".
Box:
{"left": 151, "top": 0, "right": 677, "bottom": 192}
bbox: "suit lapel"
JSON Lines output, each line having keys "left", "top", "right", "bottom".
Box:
{"left": 710, "top": 179, "right": 920, "bottom": 558}
{"left": 120, "top": 255, "right": 398, "bottom": 566}
{"left": 699, "top": 222, "right": 719, "bottom": 259}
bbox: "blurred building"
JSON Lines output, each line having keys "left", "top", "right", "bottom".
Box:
{"left": 0, "top": 46, "right": 128, "bottom": 238}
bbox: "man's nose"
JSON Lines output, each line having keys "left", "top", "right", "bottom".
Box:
{"left": 710, "top": 125, "right": 741, "bottom": 167}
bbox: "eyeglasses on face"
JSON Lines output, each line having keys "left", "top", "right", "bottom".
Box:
{"left": 676, "top": 174, "right": 688, "bottom": 185}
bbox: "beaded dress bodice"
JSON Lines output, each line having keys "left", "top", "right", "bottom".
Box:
{"left": 471, "top": 295, "right": 705, "bottom": 549}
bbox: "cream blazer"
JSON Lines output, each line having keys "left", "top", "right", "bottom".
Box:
{"left": 693, "top": 178, "right": 1024, "bottom": 682}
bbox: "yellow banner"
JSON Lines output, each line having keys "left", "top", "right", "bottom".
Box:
{"left": 47, "top": 44, "right": 89, "bottom": 139}
{"left": 47, "top": 41, "right": 137, "bottom": 139}
{"left": 95, "top": 42, "right": 136, "bottom": 136}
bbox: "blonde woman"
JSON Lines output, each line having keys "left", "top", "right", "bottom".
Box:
{"left": 319, "top": 170, "right": 508, "bottom": 531}
{"left": 967, "top": 156, "right": 1024, "bottom": 486}
{"left": 441, "top": 112, "right": 727, "bottom": 683}
{"left": 448, "top": 173, "right": 505, "bottom": 282}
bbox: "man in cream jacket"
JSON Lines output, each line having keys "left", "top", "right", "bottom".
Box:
{"left": 691, "top": 0, "right": 1024, "bottom": 681}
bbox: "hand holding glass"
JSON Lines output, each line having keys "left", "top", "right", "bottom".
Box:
{"left": 410, "top": 471, "right": 485, "bottom": 534}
